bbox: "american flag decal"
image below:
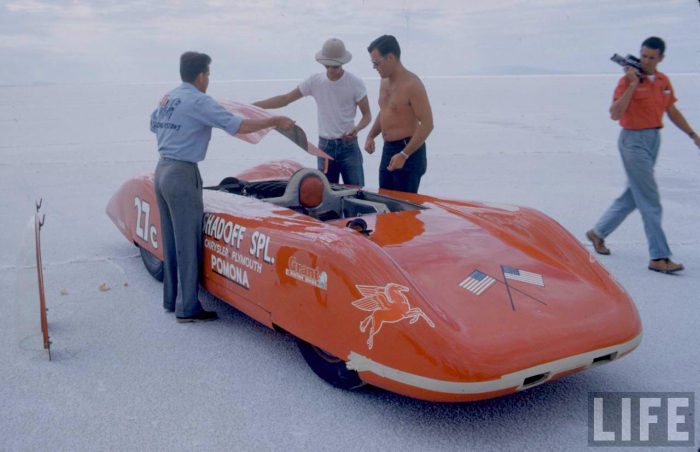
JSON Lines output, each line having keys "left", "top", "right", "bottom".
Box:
{"left": 459, "top": 270, "right": 496, "bottom": 295}
{"left": 502, "top": 266, "right": 544, "bottom": 286}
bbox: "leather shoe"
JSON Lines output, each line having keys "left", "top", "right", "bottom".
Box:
{"left": 177, "top": 310, "right": 219, "bottom": 323}
{"left": 648, "top": 258, "right": 684, "bottom": 274}
{"left": 586, "top": 230, "right": 610, "bottom": 255}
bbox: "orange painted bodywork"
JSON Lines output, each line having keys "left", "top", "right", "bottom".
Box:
{"left": 106, "top": 159, "right": 642, "bottom": 402}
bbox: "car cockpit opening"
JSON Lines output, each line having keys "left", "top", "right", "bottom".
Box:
{"left": 206, "top": 168, "right": 426, "bottom": 222}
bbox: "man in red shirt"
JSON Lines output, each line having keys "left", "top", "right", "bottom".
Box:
{"left": 587, "top": 37, "right": 700, "bottom": 274}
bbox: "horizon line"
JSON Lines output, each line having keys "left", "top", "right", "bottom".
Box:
{"left": 2, "top": 72, "right": 699, "bottom": 88}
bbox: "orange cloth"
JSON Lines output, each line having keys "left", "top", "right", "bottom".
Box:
{"left": 614, "top": 71, "right": 676, "bottom": 130}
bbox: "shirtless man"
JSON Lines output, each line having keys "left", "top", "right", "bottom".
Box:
{"left": 364, "top": 35, "right": 434, "bottom": 193}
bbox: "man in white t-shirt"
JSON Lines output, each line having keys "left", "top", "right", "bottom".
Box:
{"left": 254, "top": 38, "right": 372, "bottom": 186}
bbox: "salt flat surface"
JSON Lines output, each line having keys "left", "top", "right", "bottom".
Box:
{"left": 1, "top": 75, "right": 699, "bottom": 451}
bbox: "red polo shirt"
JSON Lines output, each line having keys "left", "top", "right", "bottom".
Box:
{"left": 613, "top": 71, "right": 676, "bottom": 130}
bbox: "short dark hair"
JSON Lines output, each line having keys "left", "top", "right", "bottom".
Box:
{"left": 367, "top": 35, "right": 401, "bottom": 60}
{"left": 642, "top": 37, "right": 665, "bottom": 56}
{"left": 180, "top": 51, "right": 211, "bottom": 83}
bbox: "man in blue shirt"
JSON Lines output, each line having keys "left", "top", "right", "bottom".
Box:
{"left": 151, "top": 51, "right": 294, "bottom": 323}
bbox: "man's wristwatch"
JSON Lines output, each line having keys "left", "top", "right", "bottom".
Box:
{"left": 690, "top": 131, "right": 697, "bottom": 139}
{"left": 400, "top": 150, "right": 410, "bottom": 159}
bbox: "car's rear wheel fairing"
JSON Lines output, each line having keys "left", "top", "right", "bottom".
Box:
{"left": 296, "top": 337, "right": 365, "bottom": 390}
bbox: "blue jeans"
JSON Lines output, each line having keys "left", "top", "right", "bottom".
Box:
{"left": 317, "top": 137, "right": 364, "bottom": 186}
{"left": 593, "top": 128, "right": 671, "bottom": 260}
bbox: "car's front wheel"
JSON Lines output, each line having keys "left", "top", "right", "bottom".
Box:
{"left": 139, "top": 246, "right": 164, "bottom": 282}
{"left": 295, "top": 338, "right": 365, "bottom": 390}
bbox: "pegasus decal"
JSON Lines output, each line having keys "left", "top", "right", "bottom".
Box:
{"left": 351, "top": 283, "right": 435, "bottom": 349}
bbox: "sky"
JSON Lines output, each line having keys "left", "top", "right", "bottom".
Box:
{"left": 0, "top": 0, "right": 699, "bottom": 85}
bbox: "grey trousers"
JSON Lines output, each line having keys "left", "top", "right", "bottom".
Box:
{"left": 154, "top": 157, "right": 204, "bottom": 317}
{"left": 593, "top": 128, "right": 671, "bottom": 260}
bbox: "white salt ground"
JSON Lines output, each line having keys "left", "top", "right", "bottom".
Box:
{"left": 1, "top": 75, "right": 698, "bottom": 451}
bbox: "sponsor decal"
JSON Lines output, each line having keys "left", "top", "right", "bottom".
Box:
{"left": 204, "top": 239, "right": 263, "bottom": 273}
{"left": 285, "top": 257, "right": 327, "bottom": 290}
{"left": 249, "top": 231, "right": 275, "bottom": 264}
{"left": 203, "top": 213, "right": 246, "bottom": 250}
{"left": 202, "top": 213, "right": 277, "bottom": 290}
{"left": 151, "top": 122, "right": 181, "bottom": 131}
{"left": 151, "top": 95, "right": 182, "bottom": 131}
{"left": 203, "top": 213, "right": 274, "bottom": 263}
{"left": 163, "top": 98, "right": 180, "bottom": 121}
{"left": 210, "top": 255, "right": 249, "bottom": 290}
{"left": 351, "top": 283, "right": 435, "bottom": 350}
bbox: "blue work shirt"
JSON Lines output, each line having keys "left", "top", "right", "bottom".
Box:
{"left": 150, "top": 83, "right": 243, "bottom": 163}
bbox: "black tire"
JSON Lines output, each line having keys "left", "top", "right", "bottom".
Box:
{"left": 139, "top": 246, "right": 164, "bottom": 282}
{"left": 295, "top": 337, "right": 365, "bottom": 390}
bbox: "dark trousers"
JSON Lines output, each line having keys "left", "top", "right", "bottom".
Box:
{"left": 379, "top": 138, "right": 427, "bottom": 194}
{"left": 154, "top": 157, "right": 204, "bottom": 317}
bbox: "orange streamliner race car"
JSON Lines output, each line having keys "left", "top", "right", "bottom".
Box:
{"left": 106, "top": 158, "right": 642, "bottom": 402}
